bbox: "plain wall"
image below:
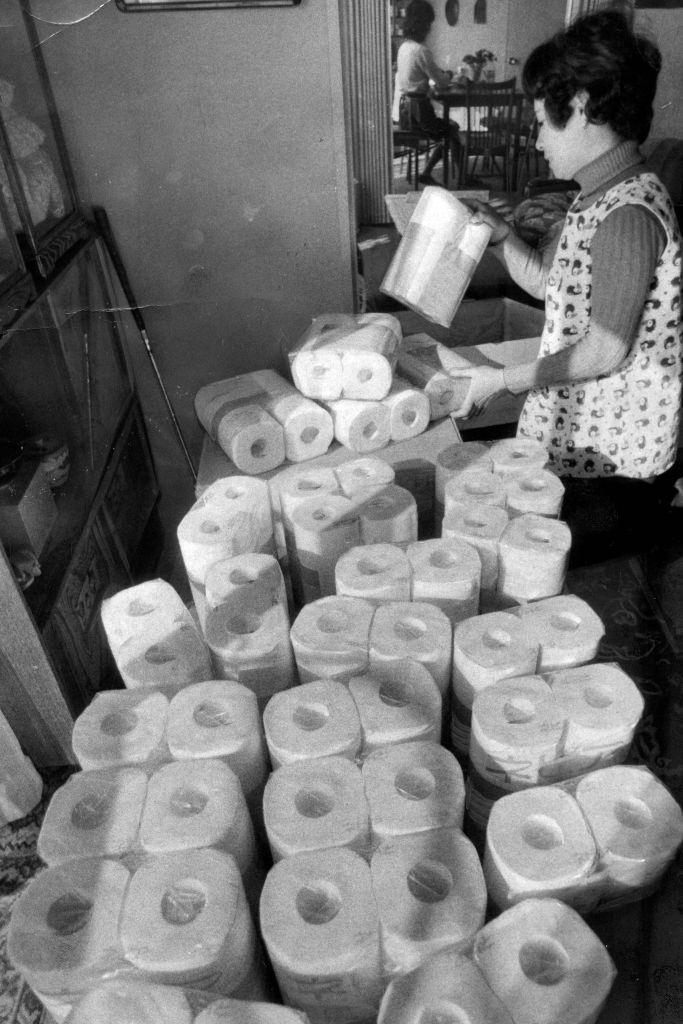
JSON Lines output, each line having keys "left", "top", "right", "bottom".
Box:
{"left": 35, "top": 0, "right": 355, "bottom": 561}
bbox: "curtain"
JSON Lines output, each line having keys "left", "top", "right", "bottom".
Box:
{"left": 338, "top": 0, "right": 393, "bottom": 225}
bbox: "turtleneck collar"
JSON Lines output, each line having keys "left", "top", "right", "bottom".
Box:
{"left": 575, "top": 139, "right": 643, "bottom": 202}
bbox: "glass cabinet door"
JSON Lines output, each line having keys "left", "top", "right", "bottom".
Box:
{"left": 0, "top": 182, "right": 34, "bottom": 332}
{"left": 0, "top": 234, "right": 134, "bottom": 627}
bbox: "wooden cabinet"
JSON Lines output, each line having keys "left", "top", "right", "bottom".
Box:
{"left": 0, "top": 234, "right": 161, "bottom": 765}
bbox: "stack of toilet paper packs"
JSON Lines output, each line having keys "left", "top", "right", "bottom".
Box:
{"left": 10, "top": 431, "right": 683, "bottom": 1024}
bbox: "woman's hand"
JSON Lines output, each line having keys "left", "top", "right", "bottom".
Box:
{"left": 450, "top": 365, "right": 507, "bottom": 419}
{"left": 462, "top": 199, "right": 511, "bottom": 246}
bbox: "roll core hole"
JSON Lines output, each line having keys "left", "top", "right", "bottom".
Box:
{"left": 583, "top": 684, "right": 614, "bottom": 709}
{"left": 394, "top": 617, "right": 427, "bottom": 642}
{"left": 379, "top": 680, "right": 413, "bottom": 708}
{"left": 295, "top": 788, "right": 334, "bottom": 818}
{"left": 614, "top": 796, "right": 652, "bottom": 830}
{"left": 71, "top": 793, "right": 110, "bottom": 830}
{"left": 225, "top": 612, "right": 262, "bottom": 635}
{"left": 298, "top": 478, "right": 325, "bottom": 493}
{"left": 483, "top": 628, "right": 511, "bottom": 650}
{"left": 528, "top": 528, "right": 551, "bottom": 544}
{"left": 521, "top": 476, "right": 547, "bottom": 492}
{"left": 316, "top": 612, "right": 347, "bottom": 634}
{"left": 550, "top": 612, "right": 582, "bottom": 632}
{"left": 464, "top": 514, "right": 488, "bottom": 531}
{"left": 200, "top": 520, "right": 220, "bottom": 535}
{"left": 145, "top": 644, "right": 176, "bottom": 665}
{"left": 101, "top": 710, "right": 137, "bottom": 736}
{"left": 362, "top": 422, "right": 378, "bottom": 441}
{"left": 250, "top": 439, "right": 267, "bottom": 460}
{"left": 402, "top": 409, "right": 417, "bottom": 427}
{"left": 128, "top": 599, "right": 155, "bottom": 617}
{"left": 161, "top": 881, "right": 207, "bottom": 925}
{"left": 296, "top": 883, "right": 342, "bottom": 925}
{"left": 300, "top": 427, "right": 320, "bottom": 445}
{"left": 358, "top": 368, "right": 372, "bottom": 383}
{"left": 357, "top": 558, "right": 385, "bottom": 576}
{"left": 293, "top": 702, "right": 330, "bottom": 732}
{"left": 395, "top": 767, "right": 435, "bottom": 801}
{"left": 503, "top": 698, "right": 536, "bottom": 724}
{"left": 407, "top": 860, "right": 453, "bottom": 904}
{"left": 518, "top": 937, "right": 570, "bottom": 986}
{"left": 193, "top": 700, "right": 232, "bottom": 728}
{"left": 429, "top": 549, "right": 457, "bottom": 569}
{"left": 522, "top": 814, "right": 565, "bottom": 850}
{"left": 47, "top": 894, "right": 93, "bottom": 936}
{"left": 170, "top": 787, "right": 209, "bottom": 818}
{"left": 229, "top": 567, "right": 258, "bottom": 586}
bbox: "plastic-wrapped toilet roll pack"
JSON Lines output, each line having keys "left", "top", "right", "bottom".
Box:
{"left": 504, "top": 467, "right": 565, "bottom": 519}
{"left": 275, "top": 465, "right": 341, "bottom": 600}
{"left": 444, "top": 468, "right": 507, "bottom": 517}
{"left": 204, "top": 552, "right": 288, "bottom": 619}
{"left": 165, "top": 680, "right": 267, "bottom": 802}
{"left": 64, "top": 980, "right": 311, "bottom": 1024}
{"left": 71, "top": 688, "right": 170, "bottom": 772}
{"left": 334, "top": 542, "right": 412, "bottom": 604}
{"left": 434, "top": 440, "right": 493, "bottom": 525}
{"left": 322, "top": 397, "right": 391, "bottom": 453}
{"left": 496, "top": 513, "right": 572, "bottom": 605}
{"left": 371, "top": 828, "right": 487, "bottom": 976}
{"left": 100, "top": 579, "right": 212, "bottom": 690}
{"left": 260, "top": 848, "right": 385, "bottom": 1024}
{"left": 378, "top": 947, "right": 514, "bottom": 1024}
{"left": 369, "top": 601, "right": 453, "bottom": 700}
{"left": 442, "top": 500, "right": 509, "bottom": 610}
{"left": 289, "top": 494, "right": 361, "bottom": 603}
{"left": 204, "top": 596, "right": 295, "bottom": 707}
{"left": 288, "top": 312, "right": 401, "bottom": 401}
{"left": 515, "top": 594, "right": 605, "bottom": 671}
{"left": 290, "top": 596, "right": 374, "bottom": 683}
{"left": 485, "top": 766, "right": 683, "bottom": 916}
{"left": 406, "top": 537, "right": 481, "bottom": 625}
{"left": 263, "top": 755, "right": 371, "bottom": 862}
{"left": 356, "top": 483, "right": 418, "bottom": 545}
{"left": 348, "top": 661, "right": 442, "bottom": 758}
{"left": 381, "top": 188, "right": 492, "bottom": 327}
{"left": 195, "top": 369, "right": 333, "bottom": 472}
{"left": 396, "top": 333, "right": 473, "bottom": 420}
{"left": 466, "top": 663, "right": 644, "bottom": 832}
{"left": 450, "top": 610, "right": 540, "bottom": 760}
{"left": 334, "top": 456, "right": 396, "bottom": 498}
{"left": 489, "top": 436, "right": 549, "bottom": 478}
{"left": 362, "top": 740, "right": 465, "bottom": 846}
{"left": 263, "top": 678, "right": 362, "bottom": 769}
{"left": 381, "top": 377, "right": 430, "bottom": 442}
{"left": 472, "top": 898, "right": 616, "bottom": 1024}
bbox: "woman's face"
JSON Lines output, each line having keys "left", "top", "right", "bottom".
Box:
{"left": 534, "top": 98, "right": 585, "bottom": 180}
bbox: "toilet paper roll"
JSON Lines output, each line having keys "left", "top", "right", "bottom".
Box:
{"left": 323, "top": 398, "right": 391, "bottom": 453}
{"left": 484, "top": 786, "right": 598, "bottom": 912}
{"left": 497, "top": 514, "right": 572, "bottom": 605}
{"left": 139, "top": 759, "right": 256, "bottom": 877}
{"left": 262, "top": 755, "right": 370, "bottom": 862}
{"left": 120, "top": 848, "right": 261, "bottom": 997}
{"left": 204, "top": 553, "right": 288, "bottom": 616}
{"left": 259, "top": 848, "right": 384, "bottom": 1024}
{"left": 37, "top": 767, "right": 148, "bottom": 867}
{"left": 381, "top": 378, "right": 430, "bottom": 442}
{"left": 196, "top": 476, "right": 275, "bottom": 547}
{"left": 100, "top": 578, "right": 212, "bottom": 689}
{"left": 377, "top": 948, "right": 514, "bottom": 1024}
{"left": 275, "top": 466, "right": 340, "bottom": 602}
{"left": 362, "top": 740, "right": 465, "bottom": 844}
{"left": 406, "top": 537, "right": 481, "bottom": 625}
{"left": 71, "top": 689, "right": 170, "bottom": 771}
{"left": 441, "top": 501, "right": 509, "bottom": 605}
{"left": 348, "top": 661, "right": 442, "bottom": 758}
{"left": 548, "top": 663, "right": 644, "bottom": 765}
{"left": 195, "top": 999, "right": 311, "bottom": 1024}
{"left": 247, "top": 369, "right": 334, "bottom": 462}
{"left": 472, "top": 898, "right": 617, "bottom": 1024}
{"left": 469, "top": 675, "right": 564, "bottom": 795}
{"left": 334, "top": 456, "right": 395, "bottom": 498}
{"left": 515, "top": 595, "right": 605, "bottom": 672}
{"left": 334, "top": 542, "right": 412, "bottom": 605}
{"left": 396, "top": 333, "right": 472, "bottom": 420}
{"left": 166, "top": 680, "right": 268, "bottom": 802}
{"left": 263, "top": 678, "right": 362, "bottom": 769}
{"left": 198, "top": 401, "right": 285, "bottom": 475}
{"left": 451, "top": 611, "right": 540, "bottom": 760}
{"left": 435, "top": 441, "right": 493, "bottom": 524}
{"left": 369, "top": 601, "right": 453, "bottom": 699}
{"left": 7, "top": 858, "right": 130, "bottom": 1000}
{"left": 288, "top": 312, "right": 401, "bottom": 401}
{"left": 505, "top": 468, "right": 565, "bottom": 519}
{"left": 381, "top": 189, "right": 492, "bottom": 327}
{"left": 371, "top": 828, "right": 487, "bottom": 976}
{"left": 574, "top": 765, "right": 683, "bottom": 900}
{"left": 489, "top": 437, "right": 549, "bottom": 478}
{"left": 290, "top": 596, "right": 374, "bottom": 683}
{"left": 205, "top": 599, "right": 295, "bottom": 706}
{"left": 444, "top": 469, "right": 507, "bottom": 518}
{"left": 356, "top": 484, "right": 418, "bottom": 545}
{"left": 290, "top": 494, "right": 361, "bottom": 603}
{"left": 64, "top": 978, "right": 194, "bottom": 1024}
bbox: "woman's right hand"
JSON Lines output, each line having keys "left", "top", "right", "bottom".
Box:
{"left": 463, "top": 199, "right": 511, "bottom": 246}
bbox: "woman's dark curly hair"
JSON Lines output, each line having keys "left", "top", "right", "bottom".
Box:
{"left": 522, "top": 10, "right": 661, "bottom": 143}
{"left": 403, "top": 0, "right": 436, "bottom": 44}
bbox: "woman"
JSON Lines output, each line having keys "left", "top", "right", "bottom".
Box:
{"left": 452, "top": 10, "right": 682, "bottom": 566}
{"left": 393, "top": 0, "right": 462, "bottom": 187}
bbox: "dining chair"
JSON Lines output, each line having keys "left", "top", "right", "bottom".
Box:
{"left": 392, "top": 126, "right": 438, "bottom": 188}
{"left": 460, "top": 77, "right": 521, "bottom": 191}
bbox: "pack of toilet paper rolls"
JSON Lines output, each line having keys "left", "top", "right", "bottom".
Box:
{"left": 396, "top": 333, "right": 474, "bottom": 420}
{"left": 100, "top": 579, "right": 213, "bottom": 690}
{"left": 71, "top": 681, "right": 268, "bottom": 805}
{"left": 195, "top": 369, "right": 334, "bottom": 474}
{"left": 263, "top": 741, "right": 465, "bottom": 863}
{"left": 484, "top": 764, "right": 683, "bottom": 914}
{"left": 434, "top": 441, "right": 493, "bottom": 524}
{"left": 290, "top": 595, "right": 374, "bottom": 683}
{"left": 64, "top": 980, "right": 311, "bottom": 1024}
{"left": 450, "top": 593, "right": 605, "bottom": 761}
{"left": 287, "top": 312, "right": 402, "bottom": 401}
{"left": 8, "top": 848, "right": 266, "bottom": 1021}
{"left": 381, "top": 188, "right": 492, "bottom": 327}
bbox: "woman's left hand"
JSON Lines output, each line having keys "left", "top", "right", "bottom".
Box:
{"left": 450, "top": 365, "right": 507, "bottom": 419}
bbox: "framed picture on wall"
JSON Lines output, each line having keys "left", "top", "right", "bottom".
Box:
{"left": 116, "top": 0, "right": 302, "bottom": 9}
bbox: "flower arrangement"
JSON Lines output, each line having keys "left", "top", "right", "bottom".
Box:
{"left": 462, "top": 49, "right": 496, "bottom": 69}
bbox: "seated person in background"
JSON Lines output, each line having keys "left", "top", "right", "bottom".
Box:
{"left": 392, "top": 0, "right": 463, "bottom": 187}
{"left": 450, "top": 10, "right": 682, "bottom": 567}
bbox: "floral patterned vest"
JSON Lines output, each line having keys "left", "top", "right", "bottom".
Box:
{"left": 517, "top": 172, "right": 682, "bottom": 479}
